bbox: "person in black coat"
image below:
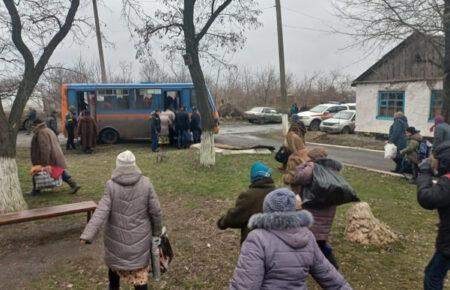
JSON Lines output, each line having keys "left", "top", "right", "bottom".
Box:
{"left": 149, "top": 110, "right": 161, "bottom": 152}
{"left": 190, "top": 107, "right": 202, "bottom": 144}
{"left": 65, "top": 106, "right": 78, "bottom": 150}
{"left": 175, "top": 106, "right": 190, "bottom": 149}
{"left": 416, "top": 140, "right": 450, "bottom": 290}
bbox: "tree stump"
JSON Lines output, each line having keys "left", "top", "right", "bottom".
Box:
{"left": 345, "top": 202, "right": 399, "bottom": 246}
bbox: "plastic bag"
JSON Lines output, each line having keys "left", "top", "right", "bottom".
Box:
{"left": 302, "top": 164, "right": 359, "bottom": 208}
{"left": 275, "top": 146, "right": 290, "bottom": 164}
{"left": 384, "top": 143, "right": 397, "bottom": 159}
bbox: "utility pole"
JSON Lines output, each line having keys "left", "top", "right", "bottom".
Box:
{"left": 275, "top": 0, "right": 287, "bottom": 106}
{"left": 92, "top": 0, "right": 107, "bottom": 83}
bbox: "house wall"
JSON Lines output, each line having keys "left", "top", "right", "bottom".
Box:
{"left": 355, "top": 80, "right": 442, "bottom": 137}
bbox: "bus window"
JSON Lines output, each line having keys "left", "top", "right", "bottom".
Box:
{"left": 136, "top": 88, "right": 161, "bottom": 110}
{"left": 97, "top": 89, "right": 130, "bottom": 111}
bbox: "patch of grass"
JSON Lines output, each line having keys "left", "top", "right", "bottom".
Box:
{"left": 8, "top": 143, "right": 446, "bottom": 289}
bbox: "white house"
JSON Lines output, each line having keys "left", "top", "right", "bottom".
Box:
{"left": 352, "top": 33, "right": 443, "bottom": 137}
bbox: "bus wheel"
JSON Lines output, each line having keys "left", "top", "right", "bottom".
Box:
{"left": 100, "top": 129, "right": 119, "bottom": 144}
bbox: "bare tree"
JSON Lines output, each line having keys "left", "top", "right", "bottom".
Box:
{"left": 0, "top": 0, "right": 83, "bottom": 213}
{"left": 334, "top": 0, "right": 450, "bottom": 121}
{"left": 124, "top": 0, "right": 261, "bottom": 166}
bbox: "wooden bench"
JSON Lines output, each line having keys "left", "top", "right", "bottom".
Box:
{"left": 0, "top": 201, "right": 97, "bottom": 226}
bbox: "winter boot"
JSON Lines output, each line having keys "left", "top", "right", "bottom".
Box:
{"left": 66, "top": 178, "right": 81, "bottom": 194}
{"left": 26, "top": 177, "right": 40, "bottom": 195}
{"left": 26, "top": 189, "right": 40, "bottom": 196}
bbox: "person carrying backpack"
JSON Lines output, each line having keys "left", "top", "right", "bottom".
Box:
{"left": 416, "top": 141, "right": 450, "bottom": 290}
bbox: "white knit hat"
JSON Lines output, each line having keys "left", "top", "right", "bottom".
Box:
{"left": 116, "top": 150, "right": 136, "bottom": 168}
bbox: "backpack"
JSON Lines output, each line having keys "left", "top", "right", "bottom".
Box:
{"left": 418, "top": 140, "right": 432, "bottom": 161}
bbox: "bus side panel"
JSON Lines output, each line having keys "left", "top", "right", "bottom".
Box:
{"left": 181, "top": 89, "right": 191, "bottom": 111}
{"left": 97, "top": 113, "right": 151, "bottom": 140}
{"left": 68, "top": 89, "right": 77, "bottom": 109}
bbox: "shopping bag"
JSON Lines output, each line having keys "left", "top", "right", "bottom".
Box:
{"left": 34, "top": 171, "right": 62, "bottom": 190}
{"left": 384, "top": 143, "right": 397, "bottom": 159}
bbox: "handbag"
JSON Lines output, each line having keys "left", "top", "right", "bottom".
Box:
{"left": 151, "top": 226, "right": 174, "bottom": 279}
{"left": 275, "top": 146, "right": 291, "bottom": 164}
{"left": 34, "top": 171, "right": 62, "bottom": 190}
{"left": 159, "top": 227, "right": 173, "bottom": 273}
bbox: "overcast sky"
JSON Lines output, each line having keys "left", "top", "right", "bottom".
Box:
{"left": 50, "top": 0, "right": 388, "bottom": 82}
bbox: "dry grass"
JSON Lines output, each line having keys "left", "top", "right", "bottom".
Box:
{"left": 0, "top": 143, "right": 445, "bottom": 289}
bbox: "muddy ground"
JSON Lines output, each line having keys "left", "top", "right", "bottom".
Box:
{"left": 0, "top": 193, "right": 242, "bottom": 290}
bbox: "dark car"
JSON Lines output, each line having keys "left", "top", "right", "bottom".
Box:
{"left": 244, "top": 107, "right": 283, "bottom": 124}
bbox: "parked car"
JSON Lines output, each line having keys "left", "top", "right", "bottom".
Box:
{"left": 244, "top": 107, "right": 283, "bottom": 124}
{"left": 2, "top": 97, "right": 45, "bottom": 130}
{"left": 320, "top": 110, "right": 356, "bottom": 134}
{"left": 296, "top": 103, "right": 353, "bottom": 131}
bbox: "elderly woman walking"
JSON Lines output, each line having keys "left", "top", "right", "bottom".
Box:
{"left": 230, "top": 188, "right": 352, "bottom": 289}
{"left": 80, "top": 150, "right": 162, "bottom": 290}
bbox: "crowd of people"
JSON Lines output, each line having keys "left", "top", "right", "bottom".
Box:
{"left": 387, "top": 112, "right": 450, "bottom": 183}
{"left": 218, "top": 119, "right": 352, "bottom": 288}
{"left": 24, "top": 105, "right": 450, "bottom": 289}
{"left": 149, "top": 106, "right": 202, "bottom": 152}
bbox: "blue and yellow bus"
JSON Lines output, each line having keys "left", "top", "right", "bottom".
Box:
{"left": 60, "top": 83, "right": 218, "bottom": 143}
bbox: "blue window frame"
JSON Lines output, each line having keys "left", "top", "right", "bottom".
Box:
{"left": 429, "top": 90, "right": 443, "bottom": 121}
{"left": 377, "top": 91, "right": 405, "bottom": 119}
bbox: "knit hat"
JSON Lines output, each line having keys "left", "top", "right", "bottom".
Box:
{"left": 116, "top": 150, "right": 136, "bottom": 168}
{"left": 433, "top": 141, "right": 450, "bottom": 173}
{"left": 250, "top": 162, "right": 272, "bottom": 183}
{"left": 263, "top": 188, "right": 296, "bottom": 214}
{"left": 435, "top": 115, "right": 445, "bottom": 126}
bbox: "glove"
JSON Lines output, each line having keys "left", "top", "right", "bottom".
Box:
{"left": 419, "top": 158, "right": 432, "bottom": 174}
{"left": 152, "top": 236, "right": 161, "bottom": 247}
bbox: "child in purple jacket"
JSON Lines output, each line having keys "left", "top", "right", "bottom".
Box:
{"left": 230, "top": 188, "right": 352, "bottom": 290}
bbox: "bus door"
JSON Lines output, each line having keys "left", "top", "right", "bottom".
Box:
{"left": 163, "top": 90, "right": 181, "bottom": 111}
{"left": 133, "top": 88, "right": 162, "bottom": 138}
{"left": 76, "top": 90, "right": 96, "bottom": 119}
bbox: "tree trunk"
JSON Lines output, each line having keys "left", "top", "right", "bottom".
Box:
{"left": 188, "top": 52, "right": 216, "bottom": 166}
{"left": 0, "top": 126, "right": 27, "bottom": 213}
{"left": 444, "top": 0, "right": 450, "bottom": 122}
{"left": 183, "top": 0, "right": 215, "bottom": 166}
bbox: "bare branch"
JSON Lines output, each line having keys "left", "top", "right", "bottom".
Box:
{"left": 196, "top": 0, "right": 233, "bottom": 43}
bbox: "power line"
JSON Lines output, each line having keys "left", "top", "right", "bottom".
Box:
{"left": 283, "top": 24, "right": 332, "bottom": 34}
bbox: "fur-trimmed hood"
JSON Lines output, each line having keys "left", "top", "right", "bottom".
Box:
{"left": 248, "top": 210, "right": 314, "bottom": 249}
{"left": 315, "top": 158, "right": 343, "bottom": 172}
{"left": 249, "top": 210, "right": 314, "bottom": 230}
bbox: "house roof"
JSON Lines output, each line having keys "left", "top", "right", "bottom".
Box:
{"left": 352, "top": 32, "right": 444, "bottom": 86}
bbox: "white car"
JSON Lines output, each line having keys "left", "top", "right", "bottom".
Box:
{"left": 320, "top": 110, "right": 356, "bottom": 134}
{"left": 297, "top": 103, "right": 354, "bottom": 131}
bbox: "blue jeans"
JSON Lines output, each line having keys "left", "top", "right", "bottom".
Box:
{"left": 151, "top": 133, "right": 159, "bottom": 152}
{"left": 62, "top": 170, "right": 71, "bottom": 183}
{"left": 424, "top": 251, "right": 450, "bottom": 290}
